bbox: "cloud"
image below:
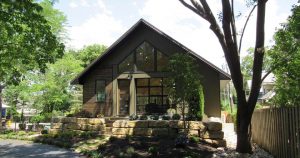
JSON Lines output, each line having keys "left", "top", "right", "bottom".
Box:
{"left": 140, "top": 0, "right": 225, "bottom": 67}
{"left": 66, "top": 0, "right": 125, "bottom": 49}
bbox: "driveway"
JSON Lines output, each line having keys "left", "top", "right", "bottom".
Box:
{"left": 0, "top": 139, "right": 85, "bottom": 158}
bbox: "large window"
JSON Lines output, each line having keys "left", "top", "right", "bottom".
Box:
{"left": 96, "top": 80, "right": 106, "bottom": 102}
{"left": 118, "top": 42, "right": 168, "bottom": 73}
{"left": 136, "top": 78, "right": 169, "bottom": 114}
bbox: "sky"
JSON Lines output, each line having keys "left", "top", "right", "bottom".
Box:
{"left": 54, "top": 0, "right": 298, "bottom": 69}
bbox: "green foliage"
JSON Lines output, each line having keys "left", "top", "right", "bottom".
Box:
{"left": 169, "top": 54, "right": 204, "bottom": 119}
{"left": 270, "top": 4, "right": 300, "bottom": 107}
{"left": 30, "top": 114, "right": 45, "bottom": 124}
{"left": 0, "top": 0, "right": 64, "bottom": 84}
{"left": 189, "top": 136, "right": 200, "bottom": 144}
{"left": 172, "top": 113, "right": 181, "bottom": 120}
{"left": 129, "top": 114, "right": 138, "bottom": 120}
{"left": 74, "top": 44, "right": 107, "bottom": 67}
{"left": 162, "top": 115, "right": 171, "bottom": 120}
{"left": 139, "top": 115, "right": 148, "bottom": 120}
{"left": 148, "top": 146, "right": 158, "bottom": 156}
{"left": 150, "top": 115, "right": 159, "bottom": 120}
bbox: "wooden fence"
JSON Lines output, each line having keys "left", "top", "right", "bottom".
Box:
{"left": 251, "top": 107, "right": 300, "bottom": 158}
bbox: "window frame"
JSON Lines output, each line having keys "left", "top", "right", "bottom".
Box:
{"left": 95, "top": 79, "right": 106, "bottom": 103}
{"left": 117, "top": 41, "right": 169, "bottom": 73}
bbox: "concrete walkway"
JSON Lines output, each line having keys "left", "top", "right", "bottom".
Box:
{"left": 222, "top": 123, "right": 237, "bottom": 149}
{"left": 0, "top": 139, "right": 85, "bottom": 158}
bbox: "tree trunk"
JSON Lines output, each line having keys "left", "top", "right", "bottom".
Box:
{"left": 0, "top": 86, "right": 3, "bottom": 129}
{"left": 236, "top": 102, "right": 252, "bottom": 153}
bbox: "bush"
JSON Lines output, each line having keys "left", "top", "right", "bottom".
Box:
{"left": 175, "top": 134, "right": 189, "bottom": 148}
{"left": 19, "top": 123, "right": 26, "bottom": 130}
{"left": 172, "top": 114, "right": 181, "bottom": 120}
{"left": 189, "top": 136, "right": 199, "bottom": 143}
{"left": 41, "top": 129, "right": 48, "bottom": 135}
{"left": 126, "top": 147, "right": 135, "bottom": 157}
{"left": 162, "top": 115, "right": 170, "bottom": 120}
{"left": 30, "top": 114, "right": 45, "bottom": 124}
{"left": 139, "top": 115, "right": 148, "bottom": 120}
{"left": 129, "top": 114, "right": 138, "bottom": 120}
{"left": 74, "top": 110, "right": 93, "bottom": 118}
{"left": 150, "top": 115, "right": 159, "bottom": 120}
{"left": 148, "top": 146, "right": 158, "bottom": 156}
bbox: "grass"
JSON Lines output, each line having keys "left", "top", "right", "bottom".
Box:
{"left": 0, "top": 130, "right": 39, "bottom": 141}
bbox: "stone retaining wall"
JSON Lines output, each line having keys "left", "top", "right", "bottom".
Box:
{"left": 49, "top": 117, "right": 106, "bottom": 134}
{"left": 112, "top": 120, "right": 226, "bottom": 147}
{"left": 49, "top": 117, "right": 226, "bottom": 147}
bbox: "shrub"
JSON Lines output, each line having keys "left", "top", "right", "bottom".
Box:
{"left": 126, "top": 147, "right": 135, "bottom": 157}
{"left": 19, "top": 123, "right": 26, "bottom": 130}
{"left": 175, "top": 134, "right": 189, "bottom": 148}
{"left": 74, "top": 110, "right": 93, "bottom": 118}
{"left": 150, "top": 115, "right": 159, "bottom": 120}
{"left": 189, "top": 136, "right": 199, "bottom": 143}
{"left": 162, "top": 115, "right": 170, "bottom": 120}
{"left": 172, "top": 114, "right": 181, "bottom": 120}
{"left": 129, "top": 114, "right": 138, "bottom": 120}
{"left": 148, "top": 146, "right": 158, "bottom": 156}
{"left": 139, "top": 115, "right": 148, "bottom": 120}
{"left": 41, "top": 129, "right": 48, "bottom": 135}
{"left": 18, "top": 131, "right": 27, "bottom": 136}
{"left": 30, "top": 114, "right": 45, "bottom": 124}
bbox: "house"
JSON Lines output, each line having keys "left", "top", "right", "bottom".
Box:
{"left": 246, "top": 73, "right": 275, "bottom": 106}
{"left": 71, "top": 19, "right": 231, "bottom": 118}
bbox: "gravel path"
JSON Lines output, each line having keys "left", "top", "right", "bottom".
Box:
{"left": 0, "top": 139, "right": 85, "bottom": 158}
{"left": 213, "top": 123, "right": 274, "bottom": 158}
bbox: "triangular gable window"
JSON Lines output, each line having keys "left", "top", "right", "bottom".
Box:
{"left": 118, "top": 42, "right": 168, "bottom": 73}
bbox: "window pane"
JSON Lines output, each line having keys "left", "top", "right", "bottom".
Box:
{"left": 136, "top": 42, "right": 155, "bottom": 71}
{"left": 136, "top": 96, "right": 149, "bottom": 105}
{"left": 150, "top": 87, "right": 162, "bottom": 95}
{"left": 157, "top": 51, "right": 168, "bottom": 71}
{"left": 149, "top": 96, "right": 162, "bottom": 105}
{"left": 136, "top": 88, "right": 148, "bottom": 96}
{"left": 150, "top": 78, "right": 162, "bottom": 86}
{"left": 96, "top": 80, "right": 105, "bottom": 102}
{"left": 118, "top": 53, "right": 134, "bottom": 73}
{"left": 136, "top": 78, "right": 148, "bottom": 86}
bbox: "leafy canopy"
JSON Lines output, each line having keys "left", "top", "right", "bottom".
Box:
{"left": 0, "top": 0, "right": 65, "bottom": 85}
{"left": 270, "top": 4, "right": 300, "bottom": 107}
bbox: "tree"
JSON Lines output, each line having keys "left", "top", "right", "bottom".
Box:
{"left": 0, "top": 0, "right": 65, "bottom": 126}
{"left": 270, "top": 4, "right": 300, "bottom": 107}
{"left": 75, "top": 44, "right": 107, "bottom": 67}
{"left": 179, "top": 0, "right": 267, "bottom": 153}
{"left": 167, "top": 53, "right": 203, "bottom": 129}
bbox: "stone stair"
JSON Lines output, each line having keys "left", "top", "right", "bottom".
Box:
{"left": 104, "top": 117, "right": 128, "bottom": 135}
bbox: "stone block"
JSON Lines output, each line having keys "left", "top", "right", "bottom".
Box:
{"left": 79, "top": 124, "right": 90, "bottom": 131}
{"left": 188, "top": 121, "right": 206, "bottom": 130}
{"left": 52, "top": 117, "right": 62, "bottom": 123}
{"left": 77, "top": 118, "right": 88, "bottom": 124}
{"left": 88, "top": 124, "right": 105, "bottom": 131}
{"left": 188, "top": 129, "right": 199, "bottom": 136}
{"left": 61, "top": 117, "right": 77, "bottom": 123}
{"left": 49, "top": 129, "right": 61, "bottom": 135}
{"left": 202, "top": 131, "right": 224, "bottom": 139}
{"left": 113, "top": 120, "right": 128, "bottom": 128}
{"left": 152, "top": 128, "right": 168, "bottom": 136}
{"left": 148, "top": 121, "right": 169, "bottom": 128}
{"left": 127, "top": 121, "right": 148, "bottom": 128}
{"left": 201, "top": 138, "right": 227, "bottom": 147}
{"left": 132, "top": 128, "right": 152, "bottom": 136}
{"left": 203, "top": 121, "right": 222, "bottom": 131}
{"left": 51, "top": 123, "right": 63, "bottom": 129}
{"left": 112, "top": 128, "right": 132, "bottom": 135}
{"left": 169, "top": 121, "right": 184, "bottom": 129}
{"left": 64, "top": 123, "right": 80, "bottom": 130}
{"left": 88, "top": 118, "right": 105, "bottom": 125}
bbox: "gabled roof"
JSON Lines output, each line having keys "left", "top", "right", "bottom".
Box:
{"left": 72, "top": 19, "right": 231, "bottom": 84}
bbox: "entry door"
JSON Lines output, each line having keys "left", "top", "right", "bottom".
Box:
{"left": 118, "top": 80, "right": 130, "bottom": 116}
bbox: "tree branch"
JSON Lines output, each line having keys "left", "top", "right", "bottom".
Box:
{"left": 179, "top": 0, "right": 206, "bottom": 19}
{"left": 230, "top": 0, "right": 238, "bottom": 53}
{"left": 248, "top": 0, "right": 268, "bottom": 115}
{"left": 239, "top": 4, "right": 257, "bottom": 54}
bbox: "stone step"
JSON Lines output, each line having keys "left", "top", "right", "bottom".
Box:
{"left": 105, "top": 127, "right": 113, "bottom": 134}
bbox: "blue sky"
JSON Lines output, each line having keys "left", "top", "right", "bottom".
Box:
{"left": 54, "top": 0, "right": 298, "bottom": 68}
